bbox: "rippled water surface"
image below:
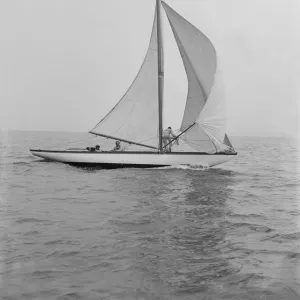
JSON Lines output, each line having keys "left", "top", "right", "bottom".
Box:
{"left": 1, "top": 131, "right": 300, "bottom": 299}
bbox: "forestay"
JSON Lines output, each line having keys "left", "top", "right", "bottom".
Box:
{"left": 90, "top": 7, "right": 161, "bottom": 149}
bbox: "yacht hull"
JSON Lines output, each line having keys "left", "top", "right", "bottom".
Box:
{"left": 30, "top": 149, "right": 236, "bottom": 168}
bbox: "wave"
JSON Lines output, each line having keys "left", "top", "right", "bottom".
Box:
{"left": 23, "top": 230, "right": 39, "bottom": 236}
{"left": 47, "top": 251, "right": 80, "bottom": 258}
{"left": 286, "top": 252, "right": 300, "bottom": 259}
{"left": 57, "top": 292, "right": 83, "bottom": 300}
{"left": 283, "top": 232, "right": 300, "bottom": 240}
{"left": 12, "top": 161, "right": 33, "bottom": 166}
{"left": 46, "top": 251, "right": 60, "bottom": 258}
{"left": 86, "top": 262, "right": 112, "bottom": 270}
{"left": 254, "top": 249, "right": 300, "bottom": 259}
{"left": 216, "top": 273, "right": 256, "bottom": 284}
{"left": 225, "top": 221, "right": 273, "bottom": 233}
{"left": 44, "top": 239, "right": 64, "bottom": 246}
{"left": 7, "top": 155, "right": 37, "bottom": 165}
{"left": 9, "top": 183, "right": 27, "bottom": 188}
{"left": 227, "top": 213, "right": 265, "bottom": 220}
{"left": 32, "top": 270, "right": 63, "bottom": 278}
{"left": 15, "top": 218, "right": 47, "bottom": 224}
{"left": 277, "top": 182, "right": 300, "bottom": 188}
{"left": 244, "top": 192, "right": 256, "bottom": 198}
{"left": 90, "top": 288, "right": 110, "bottom": 295}
{"left": 149, "top": 164, "right": 210, "bottom": 170}
{"left": 262, "top": 232, "right": 300, "bottom": 242}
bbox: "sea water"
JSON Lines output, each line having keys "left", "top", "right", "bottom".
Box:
{"left": 0, "top": 131, "right": 299, "bottom": 299}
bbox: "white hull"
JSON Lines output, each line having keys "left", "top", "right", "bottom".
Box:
{"left": 30, "top": 150, "right": 236, "bottom": 168}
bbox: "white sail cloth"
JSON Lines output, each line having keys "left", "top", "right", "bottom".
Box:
{"left": 90, "top": 8, "right": 161, "bottom": 148}
{"left": 162, "top": 2, "right": 232, "bottom": 153}
{"left": 162, "top": 2, "right": 216, "bottom": 130}
{"left": 89, "top": 1, "right": 234, "bottom": 153}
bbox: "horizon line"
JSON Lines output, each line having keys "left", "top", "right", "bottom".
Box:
{"left": 0, "top": 129, "right": 297, "bottom": 138}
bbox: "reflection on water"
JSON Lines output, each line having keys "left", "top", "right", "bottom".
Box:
{"left": 1, "top": 132, "right": 300, "bottom": 299}
{"left": 109, "top": 169, "right": 238, "bottom": 298}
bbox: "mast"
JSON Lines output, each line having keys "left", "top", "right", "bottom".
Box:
{"left": 156, "top": 0, "right": 164, "bottom": 152}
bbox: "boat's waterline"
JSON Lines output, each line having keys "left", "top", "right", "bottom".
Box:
{"left": 30, "top": 150, "right": 236, "bottom": 168}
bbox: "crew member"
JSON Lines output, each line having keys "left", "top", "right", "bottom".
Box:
{"left": 162, "top": 127, "right": 177, "bottom": 152}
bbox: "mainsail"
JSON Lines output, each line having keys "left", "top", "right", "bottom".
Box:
{"left": 90, "top": 5, "right": 162, "bottom": 149}
{"left": 162, "top": 1, "right": 231, "bottom": 153}
{"left": 89, "top": 0, "right": 234, "bottom": 153}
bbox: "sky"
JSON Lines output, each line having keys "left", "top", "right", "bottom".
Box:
{"left": 0, "top": 0, "right": 299, "bottom": 137}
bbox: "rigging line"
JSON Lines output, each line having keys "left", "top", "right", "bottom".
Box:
{"left": 201, "top": 130, "right": 222, "bottom": 142}
{"left": 113, "top": 131, "right": 159, "bottom": 146}
{"left": 124, "top": 127, "right": 182, "bottom": 149}
{"left": 89, "top": 9, "right": 158, "bottom": 133}
{"left": 93, "top": 133, "right": 158, "bottom": 150}
{"left": 183, "top": 136, "right": 213, "bottom": 143}
{"left": 201, "top": 125, "right": 220, "bottom": 134}
{"left": 201, "top": 125, "right": 223, "bottom": 131}
{"left": 204, "top": 127, "right": 222, "bottom": 134}
{"left": 138, "top": 136, "right": 158, "bottom": 143}
{"left": 125, "top": 128, "right": 183, "bottom": 148}
{"left": 134, "top": 126, "right": 182, "bottom": 145}
{"left": 201, "top": 123, "right": 223, "bottom": 130}
{"left": 204, "top": 132, "right": 221, "bottom": 140}
{"left": 201, "top": 118, "right": 225, "bottom": 124}
{"left": 186, "top": 140, "right": 212, "bottom": 143}
{"left": 162, "top": 123, "right": 195, "bottom": 150}
{"left": 90, "top": 132, "right": 158, "bottom": 150}
{"left": 201, "top": 121, "right": 225, "bottom": 127}
{"left": 201, "top": 122, "right": 221, "bottom": 128}
{"left": 139, "top": 126, "right": 182, "bottom": 144}
{"left": 203, "top": 120, "right": 224, "bottom": 125}
{"left": 188, "top": 123, "right": 219, "bottom": 146}
{"left": 201, "top": 127, "right": 222, "bottom": 137}
{"left": 134, "top": 128, "right": 181, "bottom": 147}
{"left": 201, "top": 128, "right": 222, "bottom": 135}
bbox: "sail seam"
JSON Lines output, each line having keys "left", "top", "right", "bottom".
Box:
{"left": 184, "top": 124, "right": 217, "bottom": 153}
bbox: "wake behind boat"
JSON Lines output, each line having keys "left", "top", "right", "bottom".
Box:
{"left": 30, "top": 0, "right": 237, "bottom": 168}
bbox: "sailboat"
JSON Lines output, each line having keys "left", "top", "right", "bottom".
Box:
{"left": 30, "top": 0, "right": 237, "bottom": 168}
